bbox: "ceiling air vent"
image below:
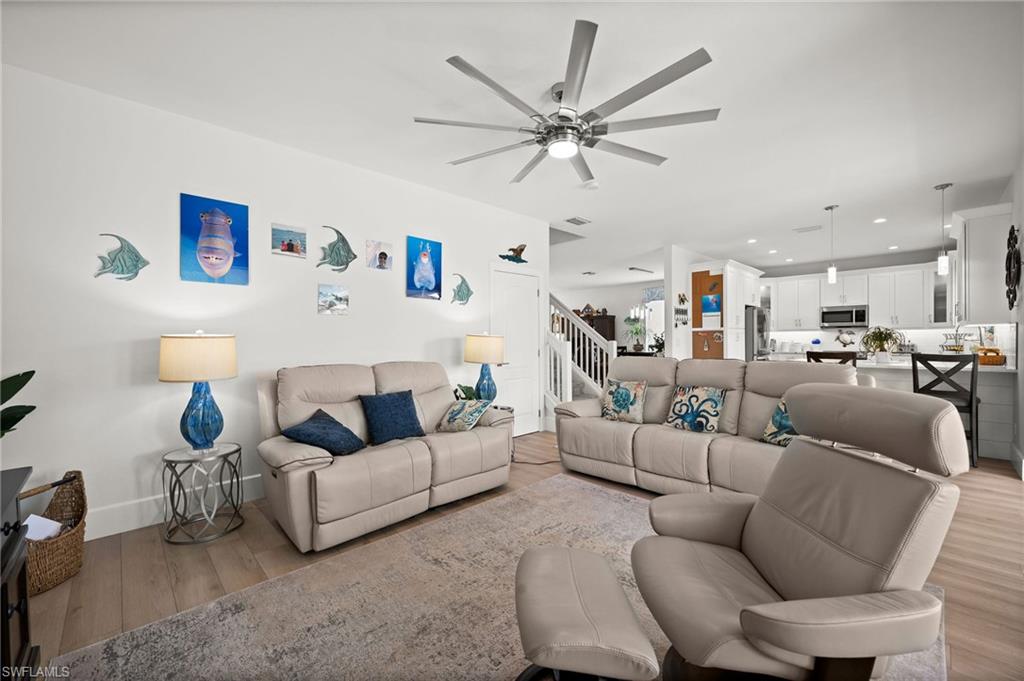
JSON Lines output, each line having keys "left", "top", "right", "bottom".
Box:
{"left": 565, "top": 216, "right": 591, "bottom": 226}
{"left": 793, "top": 224, "right": 822, "bottom": 234}
{"left": 582, "top": 271, "right": 597, "bottom": 276}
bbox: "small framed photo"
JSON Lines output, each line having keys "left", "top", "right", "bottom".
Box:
{"left": 317, "top": 283, "right": 349, "bottom": 316}
{"left": 366, "top": 240, "right": 393, "bottom": 270}
{"left": 272, "top": 224, "right": 307, "bottom": 258}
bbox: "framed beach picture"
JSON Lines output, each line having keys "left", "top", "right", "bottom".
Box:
{"left": 406, "top": 235, "right": 442, "bottom": 299}
{"left": 317, "top": 283, "right": 349, "bottom": 316}
{"left": 272, "top": 224, "right": 306, "bottom": 258}
{"left": 366, "top": 240, "right": 393, "bottom": 270}
{"left": 180, "top": 193, "right": 249, "bottom": 285}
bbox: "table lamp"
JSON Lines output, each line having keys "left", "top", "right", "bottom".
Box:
{"left": 464, "top": 334, "right": 504, "bottom": 401}
{"left": 159, "top": 331, "right": 237, "bottom": 450}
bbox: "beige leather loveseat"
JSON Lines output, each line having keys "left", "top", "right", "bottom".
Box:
{"left": 256, "top": 361, "right": 514, "bottom": 552}
{"left": 554, "top": 358, "right": 856, "bottom": 496}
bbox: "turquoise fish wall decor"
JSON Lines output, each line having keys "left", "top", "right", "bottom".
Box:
{"left": 95, "top": 233, "right": 149, "bottom": 281}
{"left": 499, "top": 244, "right": 528, "bottom": 264}
{"left": 451, "top": 273, "right": 474, "bottom": 305}
{"left": 317, "top": 226, "right": 357, "bottom": 273}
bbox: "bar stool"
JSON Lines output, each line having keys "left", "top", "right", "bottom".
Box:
{"left": 911, "top": 353, "right": 980, "bottom": 467}
{"left": 806, "top": 350, "right": 858, "bottom": 366}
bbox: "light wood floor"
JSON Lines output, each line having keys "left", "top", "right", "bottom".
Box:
{"left": 31, "top": 432, "right": 1023, "bottom": 680}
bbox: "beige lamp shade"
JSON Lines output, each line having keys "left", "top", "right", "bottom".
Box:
{"left": 464, "top": 334, "right": 505, "bottom": 365}
{"left": 159, "top": 333, "right": 238, "bottom": 382}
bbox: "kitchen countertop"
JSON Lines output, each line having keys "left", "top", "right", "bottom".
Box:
{"left": 766, "top": 353, "right": 1017, "bottom": 373}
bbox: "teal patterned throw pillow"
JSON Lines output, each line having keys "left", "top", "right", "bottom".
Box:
{"left": 665, "top": 386, "right": 726, "bottom": 433}
{"left": 601, "top": 379, "right": 647, "bottom": 424}
{"left": 761, "top": 398, "right": 798, "bottom": 446}
{"left": 439, "top": 399, "right": 492, "bottom": 432}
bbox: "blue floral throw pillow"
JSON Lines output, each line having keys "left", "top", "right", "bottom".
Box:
{"left": 438, "top": 400, "right": 492, "bottom": 432}
{"left": 601, "top": 379, "right": 647, "bottom": 424}
{"left": 762, "top": 398, "right": 798, "bottom": 446}
{"left": 281, "top": 409, "right": 365, "bottom": 456}
{"left": 665, "top": 386, "right": 726, "bottom": 433}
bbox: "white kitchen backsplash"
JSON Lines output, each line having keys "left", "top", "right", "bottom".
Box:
{"left": 770, "top": 323, "right": 1017, "bottom": 368}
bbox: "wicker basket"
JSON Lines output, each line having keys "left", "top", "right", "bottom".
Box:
{"left": 24, "top": 471, "right": 86, "bottom": 596}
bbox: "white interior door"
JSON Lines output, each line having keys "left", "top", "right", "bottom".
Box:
{"left": 491, "top": 269, "right": 540, "bottom": 435}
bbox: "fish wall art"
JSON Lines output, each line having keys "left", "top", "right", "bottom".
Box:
{"left": 406, "top": 235, "right": 442, "bottom": 300}
{"left": 317, "top": 226, "right": 357, "bottom": 273}
{"left": 95, "top": 233, "right": 149, "bottom": 281}
{"left": 499, "top": 244, "right": 528, "bottom": 263}
{"left": 179, "top": 193, "right": 249, "bottom": 286}
{"left": 450, "top": 273, "right": 474, "bottom": 305}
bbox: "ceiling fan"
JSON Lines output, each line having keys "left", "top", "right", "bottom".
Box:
{"left": 414, "top": 19, "right": 720, "bottom": 185}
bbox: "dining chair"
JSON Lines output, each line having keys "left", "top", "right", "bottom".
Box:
{"left": 911, "top": 353, "right": 980, "bottom": 467}
{"left": 806, "top": 350, "right": 858, "bottom": 366}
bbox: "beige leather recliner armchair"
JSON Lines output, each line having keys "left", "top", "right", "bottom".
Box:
{"left": 632, "top": 383, "right": 969, "bottom": 681}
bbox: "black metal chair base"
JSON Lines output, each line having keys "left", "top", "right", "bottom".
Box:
{"left": 660, "top": 647, "right": 875, "bottom": 681}
{"left": 514, "top": 664, "right": 626, "bottom": 681}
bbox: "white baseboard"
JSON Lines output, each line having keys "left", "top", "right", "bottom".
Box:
{"left": 84, "top": 473, "right": 264, "bottom": 541}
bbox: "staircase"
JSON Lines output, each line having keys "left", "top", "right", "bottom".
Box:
{"left": 544, "top": 294, "right": 617, "bottom": 417}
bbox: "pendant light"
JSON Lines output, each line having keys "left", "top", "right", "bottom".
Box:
{"left": 934, "top": 183, "right": 952, "bottom": 276}
{"left": 824, "top": 205, "right": 839, "bottom": 284}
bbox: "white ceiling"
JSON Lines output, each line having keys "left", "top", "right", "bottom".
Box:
{"left": 4, "top": 2, "right": 1021, "bottom": 290}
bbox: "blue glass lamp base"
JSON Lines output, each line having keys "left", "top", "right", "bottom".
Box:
{"left": 180, "top": 381, "right": 224, "bottom": 450}
{"left": 475, "top": 364, "right": 497, "bottom": 402}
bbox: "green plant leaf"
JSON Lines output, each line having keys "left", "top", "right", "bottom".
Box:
{"left": 1, "top": 371, "right": 35, "bottom": 405}
{"left": 1, "top": 404, "right": 36, "bottom": 436}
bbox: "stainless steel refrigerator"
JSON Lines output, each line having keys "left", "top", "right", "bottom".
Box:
{"left": 745, "top": 305, "right": 770, "bottom": 361}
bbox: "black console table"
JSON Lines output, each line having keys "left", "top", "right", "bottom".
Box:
{"left": 1, "top": 467, "right": 40, "bottom": 673}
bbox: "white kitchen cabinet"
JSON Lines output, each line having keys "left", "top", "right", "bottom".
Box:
{"left": 953, "top": 204, "right": 1014, "bottom": 324}
{"left": 868, "top": 269, "right": 925, "bottom": 328}
{"left": 725, "top": 328, "right": 745, "bottom": 360}
{"left": 821, "top": 273, "right": 868, "bottom": 307}
{"left": 772, "top": 277, "right": 820, "bottom": 330}
{"left": 892, "top": 269, "right": 925, "bottom": 328}
{"left": 868, "top": 273, "right": 893, "bottom": 326}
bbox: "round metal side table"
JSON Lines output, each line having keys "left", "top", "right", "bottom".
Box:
{"left": 162, "top": 443, "right": 244, "bottom": 544}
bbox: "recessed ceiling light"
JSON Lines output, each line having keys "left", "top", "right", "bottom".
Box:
{"left": 873, "top": 218, "right": 887, "bottom": 224}
{"left": 944, "top": 223, "right": 951, "bottom": 229}
{"left": 785, "top": 258, "right": 794, "bottom": 262}
{"left": 747, "top": 238, "right": 758, "bottom": 244}
{"left": 888, "top": 245, "right": 899, "bottom": 250}
{"left": 768, "top": 249, "right": 778, "bottom": 254}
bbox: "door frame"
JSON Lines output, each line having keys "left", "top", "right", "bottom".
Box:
{"left": 489, "top": 262, "right": 544, "bottom": 435}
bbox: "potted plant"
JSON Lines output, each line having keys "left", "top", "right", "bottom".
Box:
{"left": 860, "top": 327, "right": 905, "bottom": 364}
{"left": 625, "top": 319, "right": 646, "bottom": 352}
{"left": 651, "top": 333, "right": 665, "bottom": 356}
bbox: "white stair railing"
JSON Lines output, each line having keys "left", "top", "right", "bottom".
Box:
{"left": 549, "top": 294, "right": 618, "bottom": 395}
{"left": 544, "top": 331, "right": 573, "bottom": 406}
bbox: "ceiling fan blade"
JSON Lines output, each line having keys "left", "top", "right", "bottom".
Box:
{"left": 414, "top": 117, "right": 536, "bottom": 133}
{"left": 448, "top": 139, "right": 538, "bottom": 166}
{"left": 569, "top": 152, "right": 595, "bottom": 183}
{"left": 585, "top": 138, "right": 667, "bottom": 166}
{"left": 595, "top": 108, "right": 720, "bottom": 135}
{"left": 510, "top": 149, "right": 548, "bottom": 183}
{"left": 446, "top": 56, "right": 549, "bottom": 124}
{"left": 581, "top": 48, "right": 712, "bottom": 124}
{"left": 559, "top": 20, "right": 598, "bottom": 119}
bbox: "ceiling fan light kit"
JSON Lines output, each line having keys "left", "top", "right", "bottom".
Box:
{"left": 415, "top": 19, "right": 720, "bottom": 185}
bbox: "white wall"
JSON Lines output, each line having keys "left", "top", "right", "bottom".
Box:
{"left": 552, "top": 281, "right": 660, "bottom": 347}
{"left": 1, "top": 66, "right": 549, "bottom": 538}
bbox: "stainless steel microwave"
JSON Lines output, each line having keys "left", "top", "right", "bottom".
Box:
{"left": 820, "top": 305, "right": 868, "bottom": 328}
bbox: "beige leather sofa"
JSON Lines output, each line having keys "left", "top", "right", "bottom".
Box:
{"left": 554, "top": 358, "right": 856, "bottom": 496}
{"left": 255, "top": 362, "right": 514, "bottom": 552}
{"left": 633, "top": 383, "right": 968, "bottom": 680}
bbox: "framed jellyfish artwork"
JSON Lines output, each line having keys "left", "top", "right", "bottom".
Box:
{"left": 405, "top": 235, "right": 442, "bottom": 300}
{"left": 179, "top": 193, "right": 250, "bottom": 286}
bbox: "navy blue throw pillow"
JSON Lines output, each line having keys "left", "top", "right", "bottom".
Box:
{"left": 359, "top": 390, "right": 425, "bottom": 444}
{"left": 281, "top": 409, "right": 365, "bottom": 456}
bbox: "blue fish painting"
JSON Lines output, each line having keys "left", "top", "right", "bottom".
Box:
{"left": 406, "top": 235, "right": 442, "bottom": 299}
{"left": 95, "top": 233, "right": 149, "bottom": 281}
{"left": 180, "top": 193, "right": 249, "bottom": 286}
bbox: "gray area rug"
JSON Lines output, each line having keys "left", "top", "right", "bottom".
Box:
{"left": 57, "top": 475, "right": 945, "bottom": 680}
